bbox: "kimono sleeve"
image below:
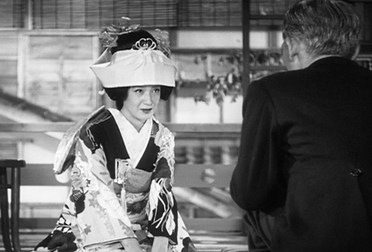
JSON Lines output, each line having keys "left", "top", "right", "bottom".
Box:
{"left": 70, "top": 137, "right": 135, "bottom": 247}
{"left": 34, "top": 130, "right": 135, "bottom": 252}
{"left": 147, "top": 126, "right": 178, "bottom": 243}
{"left": 230, "top": 81, "right": 286, "bottom": 214}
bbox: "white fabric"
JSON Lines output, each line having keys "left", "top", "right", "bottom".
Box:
{"left": 53, "top": 106, "right": 106, "bottom": 177}
{"left": 90, "top": 49, "right": 176, "bottom": 88}
{"left": 108, "top": 108, "right": 152, "bottom": 168}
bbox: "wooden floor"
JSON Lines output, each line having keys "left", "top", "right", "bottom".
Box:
{"left": 1, "top": 229, "right": 248, "bottom": 252}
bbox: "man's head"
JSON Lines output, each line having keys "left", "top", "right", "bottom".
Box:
{"left": 282, "top": 0, "right": 361, "bottom": 70}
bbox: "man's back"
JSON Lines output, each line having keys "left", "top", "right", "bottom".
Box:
{"left": 230, "top": 1, "right": 372, "bottom": 251}
{"left": 254, "top": 56, "right": 372, "bottom": 251}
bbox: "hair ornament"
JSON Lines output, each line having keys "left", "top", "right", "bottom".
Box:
{"left": 98, "top": 17, "right": 141, "bottom": 48}
{"left": 133, "top": 38, "right": 157, "bottom": 50}
{"left": 153, "top": 28, "right": 171, "bottom": 58}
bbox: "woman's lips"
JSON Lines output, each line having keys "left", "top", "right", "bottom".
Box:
{"left": 141, "top": 108, "right": 152, "bottom": 113}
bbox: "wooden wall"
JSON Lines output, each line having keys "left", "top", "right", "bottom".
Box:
{"left": 0, "top": 31, "right": 19, "bottom": 96}
{"left": 19, "top": 33, "right": 100, "bottom": 121}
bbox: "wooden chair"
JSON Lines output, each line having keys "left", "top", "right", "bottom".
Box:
{"left": 0, "top": 159, "right": 26, "bottom": 252}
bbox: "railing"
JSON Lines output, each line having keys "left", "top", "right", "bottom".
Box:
{"left": 0, "top": 123, "right": 245, "bottom": 234}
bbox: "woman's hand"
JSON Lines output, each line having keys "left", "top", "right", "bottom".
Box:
{"left": 151, "top": 236, "right": 169, "bottom": 252}
{"left": 121, "top": 238, "right": 142, "bottom": 252}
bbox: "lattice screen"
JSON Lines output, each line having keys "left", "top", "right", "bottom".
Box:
{"left": 0, "top": 0, "right": 297, "bottom": 29}
{"left": 1, "top": 0, "right": 370, "bottom": 45}
{"left": 31, "top": 0, "right": 246, "bottom": 29}
{"left": 32, "top": 0, "right": 178, "bottom": 29}
{"left": 0, "top": 0, "right": 25, "bottom": 28}
{"left": 178, "top": 0, "right": 242, "bottom": 27}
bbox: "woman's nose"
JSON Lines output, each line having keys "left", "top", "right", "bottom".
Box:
{"left": 143, "top": 91, "right": 153, "bottom": 104}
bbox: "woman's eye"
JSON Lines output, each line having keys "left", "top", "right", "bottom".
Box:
{"left": 134, "top": 89, "right": 143, "bottom": 94}
{"left": 153, "top": 88, "right": 161, "bottom": 93}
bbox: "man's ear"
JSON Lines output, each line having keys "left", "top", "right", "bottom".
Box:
{"left": 285, "top": 38, "right": 300, "bottom": 60}
{"left": 351, "top": 44, "right": 360, "bottom": 60}
{"left": 283, "top": 38, "right": 308, "bottom": 70}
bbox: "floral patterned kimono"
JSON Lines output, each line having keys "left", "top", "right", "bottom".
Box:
{"left": 35, "top": 107, "right": 197, "bottom": 252}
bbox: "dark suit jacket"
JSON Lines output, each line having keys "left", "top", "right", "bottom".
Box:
{"left": 230, "top": 56, "right": 372, "bottom": 252}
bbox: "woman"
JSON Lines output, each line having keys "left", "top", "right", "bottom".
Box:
{"left": 34, "top": 25, "right": 197, "bottom": 252}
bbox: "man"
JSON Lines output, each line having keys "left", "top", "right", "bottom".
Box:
{"left": 230, "top": 0, "right": 372, "bottom": 251}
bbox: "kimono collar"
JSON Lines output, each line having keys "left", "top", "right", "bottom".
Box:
{"left": 108, "top": 108, "right": 153, "bottom": 168}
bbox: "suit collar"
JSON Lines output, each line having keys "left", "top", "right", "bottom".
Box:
{"left": 308, "top": 56, "right": 358, "bottom": 69}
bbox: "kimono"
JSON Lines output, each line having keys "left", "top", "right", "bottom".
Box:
{"left": 35, "top": 107, "right": 197, "bottom": 252}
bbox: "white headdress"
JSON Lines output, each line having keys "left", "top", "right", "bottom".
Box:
{"left": 90, "top": 22, "right": 176, "bottom": 88}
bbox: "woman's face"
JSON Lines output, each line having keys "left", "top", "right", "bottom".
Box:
{"left": 121, "top": 85, "right": 161, "bottom": 130}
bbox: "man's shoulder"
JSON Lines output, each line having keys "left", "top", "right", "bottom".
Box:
{"left": 251, "top": 70, "right": 302, "bottom": 90}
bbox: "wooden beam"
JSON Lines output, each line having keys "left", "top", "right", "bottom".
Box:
{"left": 0, "top": 123, "right": 241, "bottom": 133}
{"left": 19, "top": 217, "right": 245, "bottom": 233}
{"left": 173, "top": 187, "right": 241, "bottom": 218}
{"left": 0, "top": 91, "right": 73, "bottom": 122}
{"left": 20, "top": 163, "right": 235, "bottom": 188}
{"left": 242, "top": 0, "right": 251, "bottom": 96}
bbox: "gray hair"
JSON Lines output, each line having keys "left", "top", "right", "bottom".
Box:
{"left": 283, "top": 0, "right": 361, "bottom": 58}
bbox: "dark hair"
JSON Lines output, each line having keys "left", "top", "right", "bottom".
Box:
{"left": 110, "top": 29, "right": 157, "bottom": 55}
{"left": 283, "top": 0, "right": 361, "bottom": 58}
{"left": 105, "top": 86, "right": 173, "bottom": 110}
{"left": 104, "top": 87, "right": 129, "bottom": 110}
